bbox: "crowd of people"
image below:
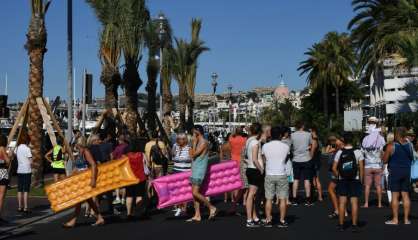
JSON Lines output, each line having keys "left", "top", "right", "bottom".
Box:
{"left": 0, "top": 116, "right": 417, "bottom": 232}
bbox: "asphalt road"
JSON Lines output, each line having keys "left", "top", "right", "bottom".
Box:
{"left": 2, "top": 190, "right": 418, "bottom": 240}
{"left": 3, "top": 156, "right": 418, "bottom": 240}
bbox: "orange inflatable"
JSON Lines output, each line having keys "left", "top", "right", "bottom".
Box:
{"left": 45, "top": 157, "right": 139, "bottom": 213}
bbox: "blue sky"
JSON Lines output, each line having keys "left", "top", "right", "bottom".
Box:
{"left": 0, "top": 0, "right": 355, "bottom": 102}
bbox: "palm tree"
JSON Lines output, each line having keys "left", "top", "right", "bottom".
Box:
{"left": 86, "top": 0, "right": 122, "bottom": 110}
{"left": 185, "top": 19, "right": 209, "bottom": 131}
{"left": 25, "top": 0, "right": 51, "bottom": 184}
{"left": 119, "top": 0, "right": 149, "bottom": 137}
{"left": 323, "top": 32, "right": 355, "bottom": 117}
{"left": 298, "top": 43, "right": 330, "bottom": 117}
{"left": 348, "top": 0, "right": 418, "bottom": 76}
{"left": 159, "top": 18, "right": 174, "bottom": 116}
{"left": 298, "top": 32, "right": 355, "bottom": 118}
{"left": 170, "top": 39, "right": 189, "bottom": 131}
{"left": 171, "top": 20, "right": 209, "bottom": 131}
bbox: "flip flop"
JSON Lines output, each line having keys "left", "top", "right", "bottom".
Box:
{"left": 186, "top": 218, "right": 201, "bottom": 223}
{"left": 385, "top": 220, "right": 399, "bottom": 226}
{"left": 91, "top": 220, "right": 105, "bottom": 227}
{"left": 62, "top": 223, "right": 76, "bottom": 229}
{"left": 404, "top": 220, "right": 411, "bottom": 225}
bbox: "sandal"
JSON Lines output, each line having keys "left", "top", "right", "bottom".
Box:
{"left": 385, "top": 220, "right": 399, "bottom": 225}
{"left": 91, "top": 220, "right": 105, "bottom": 227}
{"left": 208, "top": 208, "right": 218, "bottom": 220}
{"left": 186, "top": 218, "right": 201, "bottom": 223}
{"left": 62, "top": 223, "right": 76, "bottom": 229}
{"left": 404, "top": 220, "right": 411, "bottom": 225}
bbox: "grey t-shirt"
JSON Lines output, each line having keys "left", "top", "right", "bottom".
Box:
{"left": 291, "top": 131, "right": 312, "bottom": 163}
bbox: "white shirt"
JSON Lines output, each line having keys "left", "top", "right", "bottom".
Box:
{"left": 262, "top": 140, "right": 290, "bottom": 176}
{"left": 333, "top": 147, "right": 364, "bottom": 180}
{"left": 245, "top": 137, "right": 260, "bottom": 169}
{"left": 15, "top": 144, "right": 32, "bottom": 174}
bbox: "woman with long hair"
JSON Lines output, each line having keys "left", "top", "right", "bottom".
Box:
{"left": 187, "top": 125, "right": 217, "bottom": 222}
{"left": 244, "top": 123, "right": 264, "bottom": 228}
{"left": 63, "top": 137, "right": 104, "bottom": 228}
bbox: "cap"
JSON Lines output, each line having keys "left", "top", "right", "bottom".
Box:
{"left": 368, "top": 116, "right": 378, "bottom": 123}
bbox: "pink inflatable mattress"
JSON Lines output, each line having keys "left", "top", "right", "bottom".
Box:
{"left": 152, "top": 160, "right": 242, "bottom": 209}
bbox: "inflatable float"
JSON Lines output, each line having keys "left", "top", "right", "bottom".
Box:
{"left": 152, "top": 160, "right": 242, "bottom": 209}
{"left": 45, "top": 156, "right": 139, "bottom": 213}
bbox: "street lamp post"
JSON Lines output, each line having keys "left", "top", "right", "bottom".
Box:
{"left": 158, "top": 13, "right": 166, "bottom": 120}
{"left": 227, "top": 84, "right": 233, "bottom": 132}
{"left": 211, "top": 72, "right": 218, "bottom": 132}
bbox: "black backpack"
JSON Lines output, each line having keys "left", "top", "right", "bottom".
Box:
{"left": 150, "top": 141, "right": 168, "bottom": 166}
{"left": 337, "top": 149, "right": 358, "bottom": 180}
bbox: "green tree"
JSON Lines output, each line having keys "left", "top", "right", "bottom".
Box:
{"left": 26, "top": 0, "right": 51, "bottom": 184}
{"left": 348, "top": 0, "right": 418, "bottom": 76}
{"left": 185, "top": 19, "right": 209, "bottom": 131}
{"left": 86, "top": 0, "right": 122, "bottom": 110}
{"left": 119, "top": 0, "right": 149, "bottom": 137}
{"left": 170, "top": 20, "right": 209, "bottom": 131}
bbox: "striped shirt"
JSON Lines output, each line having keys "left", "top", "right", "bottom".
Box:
{"left": 172, "top": 144, "right": 192, "bottom": 172}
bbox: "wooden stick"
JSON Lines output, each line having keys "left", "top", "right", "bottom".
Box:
{"left": 42, "top": 98, "right": 74, "bottom": 161}
{"left": 36, "top": 97, "right": 57, "bottom": 146}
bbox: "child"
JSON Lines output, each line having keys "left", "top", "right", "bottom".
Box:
{"left": 332, "top": 132, "right": 364, "bottom": 232}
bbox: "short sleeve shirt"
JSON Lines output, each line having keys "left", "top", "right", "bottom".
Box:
{"left": 15, "top": 144, "right": 32, "bottom": 174}
{"left": 291, "top": 131, "right": 312, "bottom": 163}
{"left": 334, "top": 147, "right": 364, "bottom": 180}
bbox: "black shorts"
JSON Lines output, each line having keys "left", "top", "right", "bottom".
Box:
{"left": 336, "top": 179, "right": 362, "bottom": 197}
{"left": 126, "top": 182, "right": 146, "bottom": 198}
{"left": 246, "top": 168, "right": 263, "bottom": 187}
{"left": 389, "top": 168, "right": 411, "bottom": 192}
{"left": 17, "top": 173, "right": 32, "bottom": 192}
{"left": 0, "top": 178, "right": 9, "bottom": 186}
{"left": 292, "top": 161, "right": 314, "bottom": 181}
{"left": 52, "top": 168, "right": 66, "bottom": 175}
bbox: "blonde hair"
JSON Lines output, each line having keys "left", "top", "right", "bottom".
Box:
{"left": 76, "top": 136, "right": 88, "bottom": 148}
{"left": 386, "top": 132, "right": 394, "bottom": 144}
{"left": 87, "top": 134, "right": 100, "bottom": 146}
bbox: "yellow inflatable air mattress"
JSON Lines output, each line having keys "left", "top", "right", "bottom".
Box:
{"left": 45, "top": 157, "right": 139, "bottom": 213}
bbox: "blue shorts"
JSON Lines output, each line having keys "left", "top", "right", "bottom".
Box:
{"left": 388, "top": 168, "right": 411, "bottom": 192}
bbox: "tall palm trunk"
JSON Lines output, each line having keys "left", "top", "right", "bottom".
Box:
{"left": 26, "top": 13, "right": 47, "bottom": 186}
{"left": 186, "top": 96, "right": 194, "bottom": 132}
{"left": 162, "top": 76, "right": 173, "bottom": 114}
{"left": 178, "top": 82, "right": 187, "bottom": 131}
{"left": 146, "top": 59, "right": 159, "bottom": 135}
{"left": 123, "top": 63, "right": 142, "bottom": 137}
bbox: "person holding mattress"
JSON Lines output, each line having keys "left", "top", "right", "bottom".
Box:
{"left": 62, "top": 137, "right": 105, "bottom": 228}
{"left": 187, "top": 125, "right": 217, "bottom": 222}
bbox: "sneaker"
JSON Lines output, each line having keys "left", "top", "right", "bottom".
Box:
{"left": 277, "top": 220, "right": 289, "bottom": 228}
{"left": 304, "top": 200, "right": 314, "bottom": 207}
{"left": 246, "top": 220, "right": 260, "bottom": 228}
{"left": 262, "top": 219, "right": 273, "bottom": 228}
{"left": 289, "top": 199, "right": 298, "bottom": 206}
{"left": 351, "top": 225, "right": 360, "bottom": 233}
{"left": 337, "top": 224, "right": 344, "bottom": 232}
{"left": 112, "top": 199, "right": 121, "bottom": 205}
{"left": 174, "top": 208, "right": 182, "bottom": 217}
